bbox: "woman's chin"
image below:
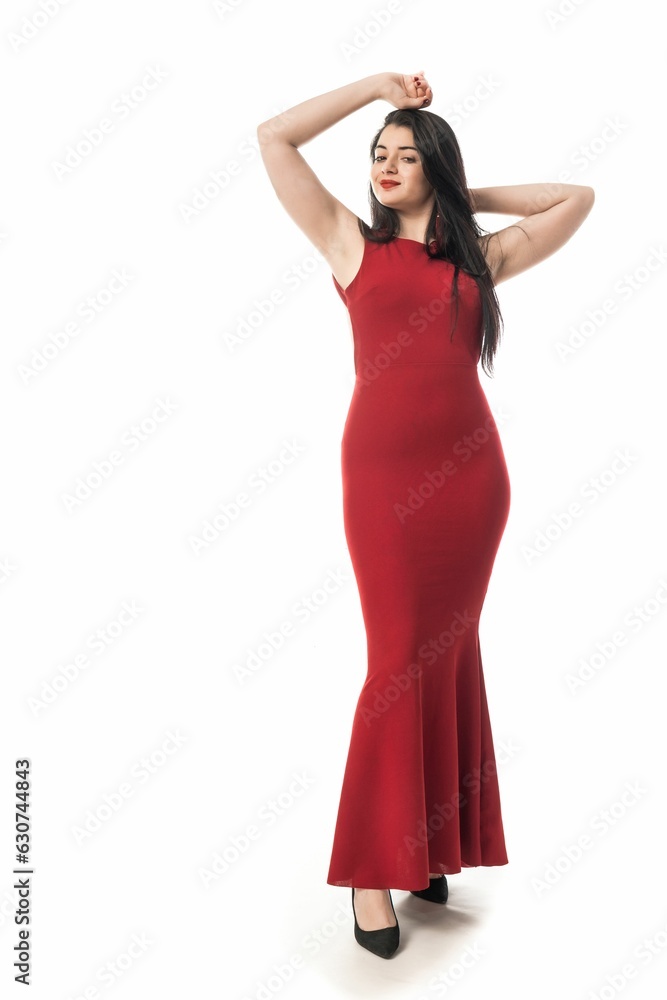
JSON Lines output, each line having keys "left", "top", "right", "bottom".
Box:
{"left": 376, "top": 192, "right": 404, "bottom": 207}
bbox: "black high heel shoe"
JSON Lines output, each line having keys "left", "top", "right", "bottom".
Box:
{"left": 410, "top": 874, "right": 449, "bottom": 904}
{"left": 351, "top": 887, "right": 400, "bottom": 958}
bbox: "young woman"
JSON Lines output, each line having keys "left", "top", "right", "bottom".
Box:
{"left": 257, "top": 71, "right": 594, "bottom": 959}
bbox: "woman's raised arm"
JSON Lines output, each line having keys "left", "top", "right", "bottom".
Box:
{"left": 470, "top": 183, "right": 595, "bottom": 285}
{"left": 256, "top": 72, "right": 433, "bottom": 263}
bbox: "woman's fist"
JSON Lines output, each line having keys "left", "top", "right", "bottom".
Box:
{"left": 379, "top": 71, "right": 433, "bottom": 110}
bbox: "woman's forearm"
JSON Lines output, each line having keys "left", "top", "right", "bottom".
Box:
{"left": 470, "top": 183, "right": 594, "bottom": 217}
{"left": 257, "top": 73, "right": 387, "bottom": 148}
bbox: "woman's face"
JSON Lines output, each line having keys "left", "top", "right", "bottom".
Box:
{"left": 371, "top": 124, "right": 434, "bottom": 214}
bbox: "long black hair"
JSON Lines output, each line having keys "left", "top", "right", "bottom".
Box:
{"left": 358, "top": 108, "right": 504, "bottom": 378}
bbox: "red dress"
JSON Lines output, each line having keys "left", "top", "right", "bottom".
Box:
{"left": 326, "top": 234, "right": 511, "bottom": 891}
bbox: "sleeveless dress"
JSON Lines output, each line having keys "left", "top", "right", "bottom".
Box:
{"left": 326, "top": 233, "right": 511, "bottom": 891}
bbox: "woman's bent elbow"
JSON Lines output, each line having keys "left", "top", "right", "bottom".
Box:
{"left": 256, "top": 115, "right": 293, "bottom": 147}
{"left": 579, "top": 185, "right": 595, "bottom": 207}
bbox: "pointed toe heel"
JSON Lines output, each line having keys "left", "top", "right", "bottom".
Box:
{"left": 410, "top": 874, "right": 449, "bottom": 904}
{"left": 351, "top": 887, "right": 400, "bottom": 958}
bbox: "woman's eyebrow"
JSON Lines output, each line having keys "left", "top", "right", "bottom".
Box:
{"left": 374, "top": 144, "right": 419, "bottom": 151}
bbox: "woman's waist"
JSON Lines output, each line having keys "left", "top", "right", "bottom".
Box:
{"left": 350, "top": 320, "right": 482, "bottom": 374}
{"left": 353, "top": 358, "right": 481, "bottom": 388}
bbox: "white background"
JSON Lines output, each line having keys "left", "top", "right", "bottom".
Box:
{"left": 1, "top": 0, "right": 665, "bottom": 997}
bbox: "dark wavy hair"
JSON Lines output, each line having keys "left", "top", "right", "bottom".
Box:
{"left": 358, "top": 109, "right": 505, "bottom": 377}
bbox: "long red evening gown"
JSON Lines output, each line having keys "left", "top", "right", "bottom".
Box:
{"left": 326, "top": 232, "right": 511, "bottom": 891}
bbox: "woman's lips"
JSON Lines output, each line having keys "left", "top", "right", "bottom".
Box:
{"left": 379, "top": 180, "right": 399, "bottom": 188}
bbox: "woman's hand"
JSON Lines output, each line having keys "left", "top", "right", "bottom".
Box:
{"left": 256, "top": 71, "right": 434, "bottom": 263}
{"left": 378, "top": 71, "right": 433, "bottom": 110}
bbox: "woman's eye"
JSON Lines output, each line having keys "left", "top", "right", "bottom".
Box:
{"left": 373, "top": 156, "right": 416, "bottom": 162}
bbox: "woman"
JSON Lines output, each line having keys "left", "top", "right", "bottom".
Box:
{"left": 257, "top": 71, "right": 594, "bottom": 959}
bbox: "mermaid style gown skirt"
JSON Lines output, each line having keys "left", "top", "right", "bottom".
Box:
{"left": 326, "top": 233, "right": 511, "bottom": 891}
